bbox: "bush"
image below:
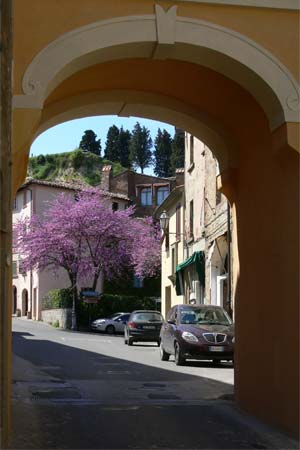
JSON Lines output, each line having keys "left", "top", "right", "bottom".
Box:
{"left": 70, "top": 149, "right": 84, "bottom": 170}
{"left": 43, "top": 288, "right": 73, "bottom": 310}
{"left": 36, "top": 154, "right": 46, "bottom": 165}
{"left": 53, "top": 319, "right": 60, "bottom": 328}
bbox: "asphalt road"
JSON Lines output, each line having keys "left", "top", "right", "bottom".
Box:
{"left": 10, "top": 318, "right": 298, "bottom": 449}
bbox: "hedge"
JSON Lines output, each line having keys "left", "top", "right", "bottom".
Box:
{"left": 42, "top": 288, "right": 73, "bottom": 310}
{"left": 77, "top": 293, "right": 160, "bottom": 326}
{"left": 42, "top": 288, "right": 160, "bottom": 327}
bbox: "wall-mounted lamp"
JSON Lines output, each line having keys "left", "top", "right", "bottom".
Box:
{"left": 159, "top": 211, "right": 169, "bottom": 232}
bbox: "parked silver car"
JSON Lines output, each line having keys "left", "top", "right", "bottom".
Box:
{"left": 91, "top": 312, "right": 130, "bottom": 334}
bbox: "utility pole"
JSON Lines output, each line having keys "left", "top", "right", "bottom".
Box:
{"left": 0, "top": 0, "right": 13, "bottom": 447}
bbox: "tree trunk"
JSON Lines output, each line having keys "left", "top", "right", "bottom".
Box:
{"left": 69, "top": 273, "right": 78, "bottom": 331}
{"left": 92, "top": 269, "right": 104, "bottom": 293}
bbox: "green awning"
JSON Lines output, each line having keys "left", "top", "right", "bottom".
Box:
{"left": 175, "top": 251, "right": 205, "bottom": 295}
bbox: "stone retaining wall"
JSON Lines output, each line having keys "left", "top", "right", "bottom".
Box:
{"left": 41, "top": 308, "right": 71, "bottom": 329}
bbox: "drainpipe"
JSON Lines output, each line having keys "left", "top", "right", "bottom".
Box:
{"left": 226, "top": 201, "right": 232, "bottom": 318}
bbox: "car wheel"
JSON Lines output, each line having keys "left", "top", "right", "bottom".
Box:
{"left": 106, "top": 325, "right": 115, "bottom": 335}
{"left": 128, "top": 337, "right": 134, "bottom": 346}
{"left": 124, "top": 337, "right": 128, "bottom": 344}
{"left": 174, "top": 342, "right": 185, "bottom": 366}
{"left": 160, "top": 343, "right": 170, "bottom": 361}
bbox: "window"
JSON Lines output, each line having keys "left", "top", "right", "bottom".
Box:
{"left": 13, "top": 262, "right": 18, "bottom": 278}
{"left": 19, "top": 260, "right": 26, "bottom": 275}
{"left": 171, "top": 243, "right": 178, "bottom": 276}
{"left": 156, "top": 186, "right": 169, "bottom": 206}
{"left": 112, "top": 202, "right": 119, "bottom": 211}
{"left": 189, "top": 200, "right": 194, "bottom": 238}
{"left": 140, "top": 187, "right": 152, "bottom": 206}
{"left": 176, "top": 203, "right": 181, "bottom": 241}
{"left": 189, "top": 135, "right": 194, "bottom": 165}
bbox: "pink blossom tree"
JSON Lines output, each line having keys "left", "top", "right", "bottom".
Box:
{"left": 14, "top": 189, "right": 160, "bottom": 329}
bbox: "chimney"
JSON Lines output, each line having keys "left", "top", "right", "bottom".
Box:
{"left": 175, "top": 168, "right": 184, "bottom": 186}
{"left": 100, "top": 165, "right": 112, "bottom": 191}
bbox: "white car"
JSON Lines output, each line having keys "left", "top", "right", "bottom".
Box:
{"left": 91, "top": 312, "right": 130, "bottom": 334}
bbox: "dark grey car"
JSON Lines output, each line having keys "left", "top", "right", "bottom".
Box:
{"left": 124, "top": 310, "right": 163, "bottom": 346}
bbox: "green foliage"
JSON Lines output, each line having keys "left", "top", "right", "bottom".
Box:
{"left": 104, "top": 125, "right": 120, "bottom": 161}
{"left": 36, "top": 154, "right": 46, "bottom": 165}
{"left": 27, "top": 150, "right": 126, "bottom": 186}
{"left": 43, "top": 288, "right": 73, "bottom": 310}
{"left": 129, "top": 122, "right": 153, "bottom": 173}
{"left": 118, "top": 127, "right": 132, "bottom": 168}
{"left": 154, "top": 128, "right": 173, "bottom": 177}
{"left": 70, "top": 149, "right": 85, "bottom": 170}
{"left": 53, "top": 319, "right": 60, "bottom": 328}
{"left": 77, "top": 294, "right": 159, "bottom": 327}
{"left": 104, "top": 273, "right": 161, "bottom": 298}
{"left": 171, "top": 127, "right": 185, "bottom": 174}
{"left": 79, "top": 130, "right": 101, "bottom": 156}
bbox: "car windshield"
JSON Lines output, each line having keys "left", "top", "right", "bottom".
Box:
{"left": 108, "top": 313, "right": 121, "bottom": 320}
{"left": 131, "top": 312, "right": 162, "bottom": 322}
{"left": 180, "top": 307, "right": 232, "bottom": 325}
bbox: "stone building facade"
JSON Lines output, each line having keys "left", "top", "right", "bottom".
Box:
{"left": 184, "top": 134, "right": 232, "bottom": 313}
{"left": 158, "top": 134, "right": 233, "bottom": 318}
{"left": 100, "top": 165, "right": 179, "bottom": 217}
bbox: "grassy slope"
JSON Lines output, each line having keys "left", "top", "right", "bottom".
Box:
{"left": 27, "top": 149, "right": 126, "bottom": 186}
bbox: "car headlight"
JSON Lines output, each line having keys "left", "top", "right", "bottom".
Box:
{"left": 93, "top": 319, "right": 105, "bottom": 324}
{"left": 182, "top": 331, "right": 198, "bottom": 343}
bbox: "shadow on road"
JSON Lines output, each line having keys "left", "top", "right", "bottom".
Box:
{"left": 10, "top": 327, "right": 296, "bottom": 450}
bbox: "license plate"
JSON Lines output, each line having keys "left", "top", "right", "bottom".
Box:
{"left": 209, "top": 346, "right": 224, "bottom": 352}
{"left": 143, "top": 325, "right": 155, "bottom": 329}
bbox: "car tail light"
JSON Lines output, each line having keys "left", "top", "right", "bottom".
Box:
{"left": 128, "top": 322, "right": 137, "bottom": 329}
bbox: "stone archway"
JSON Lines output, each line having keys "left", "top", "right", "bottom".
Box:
{"left": 10, "top": 1, "right": 300, "bottom": 438}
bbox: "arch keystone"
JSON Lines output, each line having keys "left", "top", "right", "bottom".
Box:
{"left": 155, "top": 5, "right": 177, "bottom": 45}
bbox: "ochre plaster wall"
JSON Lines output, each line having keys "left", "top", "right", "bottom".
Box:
{"left": 13, "top": 0, "right": 299, "bottom": 95}
{"left": 234, "top": 140, "right": 299, "bottom": 436}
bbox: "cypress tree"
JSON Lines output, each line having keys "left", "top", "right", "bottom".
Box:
{"left": 104, "top": 125, "right": 120, "bottom": 161}
{"left": 129, "top": 122, "right": 152, "bottom": 173}
{"left": 118, "top": 127, "right": 132, "bottom": 168}
{"left": 171, "top": 128, "right": 185, "bottom": 174}
{"left": 154, "top": 128, "right": 173, "bottom": 177}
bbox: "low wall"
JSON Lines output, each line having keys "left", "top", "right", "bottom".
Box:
{"left": 41, "top": 308, "right": 72, "bottom": 329}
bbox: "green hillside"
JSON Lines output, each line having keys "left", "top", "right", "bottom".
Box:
{"left": 27, "top": 149, "right": 126, "bottom": 186}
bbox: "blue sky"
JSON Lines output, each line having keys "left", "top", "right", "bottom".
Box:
{"left": 30, "top": 116, "right": 175, "bottom": 175}
{"left": 30, "top": 116, "right": 175, "bottom": 155}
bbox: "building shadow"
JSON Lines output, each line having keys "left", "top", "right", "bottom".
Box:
{"left": 9, "top": 328, "right": 296, "bottom": 450}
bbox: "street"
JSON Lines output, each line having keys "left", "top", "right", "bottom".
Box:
{"left": 10, "top": 318, "right": 297, "bottom": 449}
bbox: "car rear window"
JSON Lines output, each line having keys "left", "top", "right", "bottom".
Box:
{"left": 131, "top": 312, "right": 162, "bottom": 322}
